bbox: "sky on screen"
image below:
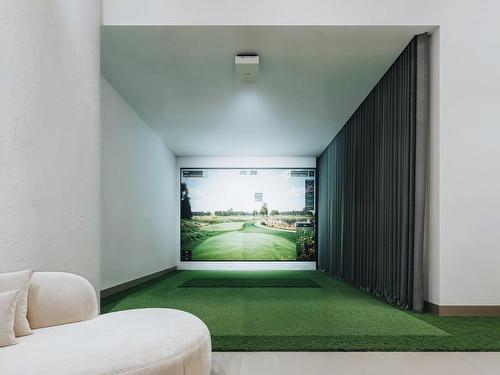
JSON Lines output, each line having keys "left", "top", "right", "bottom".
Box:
{"left": 183, "top": 169, "right": 313, "bottom": 213}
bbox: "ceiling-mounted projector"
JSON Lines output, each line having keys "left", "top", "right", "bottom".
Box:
{"left": 235, "top": 55, "right": 259, "bottom": 83}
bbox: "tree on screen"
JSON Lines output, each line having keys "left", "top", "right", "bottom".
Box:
{"left": 260, "top": 202, "right": 268, "bottom": 216}
{"left": 180, "top": 182, "right": 193, "bottom": 219}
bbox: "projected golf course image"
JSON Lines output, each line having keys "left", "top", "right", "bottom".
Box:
{"left": 180, "top": 169, "right": 316, "bottom": 261}
{"left": 182, "top": 218, "right": 314, "bottom": 260}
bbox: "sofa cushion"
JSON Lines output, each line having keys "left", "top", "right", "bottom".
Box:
{"left": 0, "top": 290, "right": 19, "bottom": 347}
{"left": 0, "top": 269, "right": 33, "bottom": 336}
{"left": 27, "top": 272, "right": 97, "bottom": 329}
{"left": 0, "top": 308, "right": 211, "bottom": 375}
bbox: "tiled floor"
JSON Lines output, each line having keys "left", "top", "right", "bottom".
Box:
{"left": 211, "top": 352, "right": 500, "bottom": 375}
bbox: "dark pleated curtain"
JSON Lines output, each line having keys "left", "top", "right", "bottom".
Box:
{"left": 318, "top": 34, "right": 429, "bottom": 311}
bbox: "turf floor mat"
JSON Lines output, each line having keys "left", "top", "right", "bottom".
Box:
{"left": 101, "top": 270, "right": 500, "bottom": 351}
{"left": 178, "top": 277, "right": 320, "bottom": 288}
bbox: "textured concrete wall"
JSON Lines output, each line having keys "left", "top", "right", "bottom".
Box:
{"left": 0, "top": 1, "right": 101, "bottom": 291}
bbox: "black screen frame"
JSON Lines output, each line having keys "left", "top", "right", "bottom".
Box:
{"left": 179, "top": 167, "right": 318, "bottom": 262}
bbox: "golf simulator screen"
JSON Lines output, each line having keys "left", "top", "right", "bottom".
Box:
{"left": 180, "top": 168, "right": 316, "bottom": 261}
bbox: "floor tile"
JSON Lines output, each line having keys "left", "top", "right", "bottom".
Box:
{"left": 312, "top": 352, "right": 402, "bottom": 375}
{"left": 240, "top": 352, "right": 320, "bottom": 375}
{"left": 211, "top": 352, "right": 242, "bottom": 375}
{"left": 382, "top": 352, "right": 487, "bottom": 375}
{"left": 460, "top": 352, "right": 500, "bottom": 375}
{"left": 212, "top": 351, "right": 500, "bottom": 375}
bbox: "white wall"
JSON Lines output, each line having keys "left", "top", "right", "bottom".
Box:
{"left": 0, "top": 1, "right": 101, "bottom": 290}
{"left": 102, "top": 0, "right": 500, "bottom": 305}
{"left": 101, "top": 78, "right": 177, "bottom": 290}
{"left": 176, "top": 157, "right": 317, "bottom": 270}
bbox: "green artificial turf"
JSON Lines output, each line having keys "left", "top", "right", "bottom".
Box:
{"left": 178, "top": 277, "right": 320, "bottom": 288}
{"left": 101, "top": 270, "right": 500, "bottom": 351}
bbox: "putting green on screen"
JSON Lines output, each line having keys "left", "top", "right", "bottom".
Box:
{"left": 192, "top": 232, "right": 296, "bottom": 260}
{"left": 100, "top": 270, "right": 500, "bottom": 351}
{"left": 201, "top": 222, "right": 244, "bottom": 232}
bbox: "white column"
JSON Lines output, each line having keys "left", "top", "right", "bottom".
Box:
{"left": 0, "top": 1, "right": 101, "bottom": 291}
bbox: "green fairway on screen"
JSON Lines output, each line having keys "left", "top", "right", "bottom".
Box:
{"left": 180, "top": 168, "right": 316, "bottom": 261}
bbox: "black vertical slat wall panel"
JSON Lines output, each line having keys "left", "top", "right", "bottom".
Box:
{"left": 317, "top": 34, "right": 429, "bottom": 311}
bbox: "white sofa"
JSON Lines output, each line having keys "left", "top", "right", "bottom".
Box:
{"left": 0, "top": 272, "right": 211, "bottom": 375}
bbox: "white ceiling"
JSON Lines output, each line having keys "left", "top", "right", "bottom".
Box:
{"left": 101, "top": 26, "right": 432, "bottom": 156}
